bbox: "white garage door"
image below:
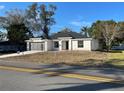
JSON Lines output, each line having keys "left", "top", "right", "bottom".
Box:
{"left": 30, "top": 42, "right": 44, "bottom": 51}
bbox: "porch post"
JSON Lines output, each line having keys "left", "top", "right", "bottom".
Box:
{"left": 44, "top": 41, "right": 48, "bottom": 51}
{"left": 26, "top": 42, "right": 30, "bottom": 51}
{"left": 69, "top": 39, "right": 72, "bottom": 50}
{"left": 59, "top": 40, "right": 62, "bottom": 51}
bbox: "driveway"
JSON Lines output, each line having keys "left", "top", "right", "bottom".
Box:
{"left": 0, "top": 60, "right": 124, "bottom": 91}
{"left": 0, "top": 51, "right": 42, "bottom": 58}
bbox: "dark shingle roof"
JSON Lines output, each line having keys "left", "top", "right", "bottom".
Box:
{"left": 51, "top": 30, "right": 84, "bottom": 39}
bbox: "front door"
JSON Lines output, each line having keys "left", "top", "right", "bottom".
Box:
{"left": 62, "top": 41, "right": 69, "bottom": 50}
{"left": 66, "top": 41, "right": 69, "bottom": 50}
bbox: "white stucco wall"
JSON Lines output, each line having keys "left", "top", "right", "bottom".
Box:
{"left": 26, "top": 38, "right": 99, "bottom": 51}
{"left": 72, "top": 40, "right": 91, "bottom": 51}
{"left": 91, "top": 39, "right": 99, "bottom": 50}
{"left": 46, "top": 40, "right": 53, "bottom": 51}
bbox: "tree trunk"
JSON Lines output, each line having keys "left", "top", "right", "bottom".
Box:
{"left": 106, "top": 42, "right": 111, "bottom": 52}
{"left": 43, "top": 25, "right": 49, "bottom": 39}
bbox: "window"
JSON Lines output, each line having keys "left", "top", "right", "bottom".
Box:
{"left": 54, "top": 41, "right": 59, "bottom": 48}
{"left": 78, "top": 40, "right": 84, "bottom": 48}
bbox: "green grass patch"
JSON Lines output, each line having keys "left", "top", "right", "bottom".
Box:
{"left": 109, "top": 53, "right": 124, "bottom": 60}
{"left": 110, "top": 50, "right": 124, "bottom": 53}
{"left": 108, "top": 51, "right": 124, "bottom": 69}
{"left": 111, "top": 61, "right": 124, "bottom": 66}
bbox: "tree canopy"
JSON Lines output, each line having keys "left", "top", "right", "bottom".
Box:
{"left": 90, "top": 20, "right": 124, "bottom": 51}
{"left": 26, "top": 3, "right": 57, "bottom": 39}
{"left": 0, "top": 9, "right": 33, "bottom": 43}
{"left": 0, "top": 31, "right": 7, "bottom": 41}
{"left": 81, "top": 26, "right": 92, "bottom": 38}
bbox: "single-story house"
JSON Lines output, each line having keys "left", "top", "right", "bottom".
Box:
{"left": 26, "top": 31, "right": 100, "bottom": 51}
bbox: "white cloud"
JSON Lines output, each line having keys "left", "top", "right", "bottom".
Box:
{"left": 70, "top": 20, "right": 91, "bottom": 27}
{"left": 70, "top": 16, "right": 92, "bottom": 27}
{"left": 0, "top": 5, "right": 5, "bottom": 10}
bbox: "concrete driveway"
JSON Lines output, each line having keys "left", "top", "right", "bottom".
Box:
{"left": 0, "top": 51, "right": 42, "bottom": 58}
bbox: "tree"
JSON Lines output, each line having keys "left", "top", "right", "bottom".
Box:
{"left": 114, "top": 22, "right": 124, "bottom": 44}
{"left": 0, "top": 9, "right": 33, "bottom": 43}
{"left": 91, "top": 20, "right": 103, "bottom": 39}
{"left": 0, "top": 31, "right": 7, "bottom": 41}
{"left": 7, "top": 24, "right": 30, "bottom": 43}
{"left": 81, "top": 26, "right": 92, "bottom": 38}
{"left": 91, "top": 20, "right": 119, "bottom": 51}
{"left": 26, "top": 3, "right": 56, "bottom": 39}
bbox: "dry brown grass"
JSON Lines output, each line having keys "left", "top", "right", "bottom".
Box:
{"left": 2, "top": 51, "right": 107, "bottom": 66}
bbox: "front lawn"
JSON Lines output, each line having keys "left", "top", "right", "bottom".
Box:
{"left": 1, "top": 51, "right": 107, "bottom": 66}
{"left": 1, "top": 50, "right": 124, "bottom": 69}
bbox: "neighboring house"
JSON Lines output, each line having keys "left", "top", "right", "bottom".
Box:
{"left": 26, "top": 30, "right": 100, "bottom": 51}
{"left": 0, "top": 41, "right": 26, "bottom": 52}
{"left": 0, "top": 32, "right": 26, "bottom": 52}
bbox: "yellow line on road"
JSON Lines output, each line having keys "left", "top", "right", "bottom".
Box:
{"left": 61, "top": 74, "right": 115, "bottom": 82}
{"left": 0, "top": 66, "right": 40, "bottom": 73}
{"left": 0, "top": 65, "right": 119, "bottom": 83}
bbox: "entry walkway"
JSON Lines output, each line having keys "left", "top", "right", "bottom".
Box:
{"left": 0, "top": 51, "right": 42, "bottom": 58}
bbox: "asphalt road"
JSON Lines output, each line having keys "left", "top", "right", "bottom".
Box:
{"left": 1, "top": 69, "right": 124, "bottom": 91}
{"left": 0, "top": 60, "right": 124, "bottom": 91}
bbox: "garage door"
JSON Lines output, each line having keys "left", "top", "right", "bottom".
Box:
{"left": 30, "top": 42, "right": 44, "bottom": 51}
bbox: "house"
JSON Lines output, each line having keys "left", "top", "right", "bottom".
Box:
{"left": 26, "top": 30, "right": 100, "bottom": 51}
{"left": 0, "top": 41, "right": 26, "bottom": 52}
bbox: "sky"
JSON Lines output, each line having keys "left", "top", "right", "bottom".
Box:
{"left": 0, "top": 2, "right": 124, "bottom": 33}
